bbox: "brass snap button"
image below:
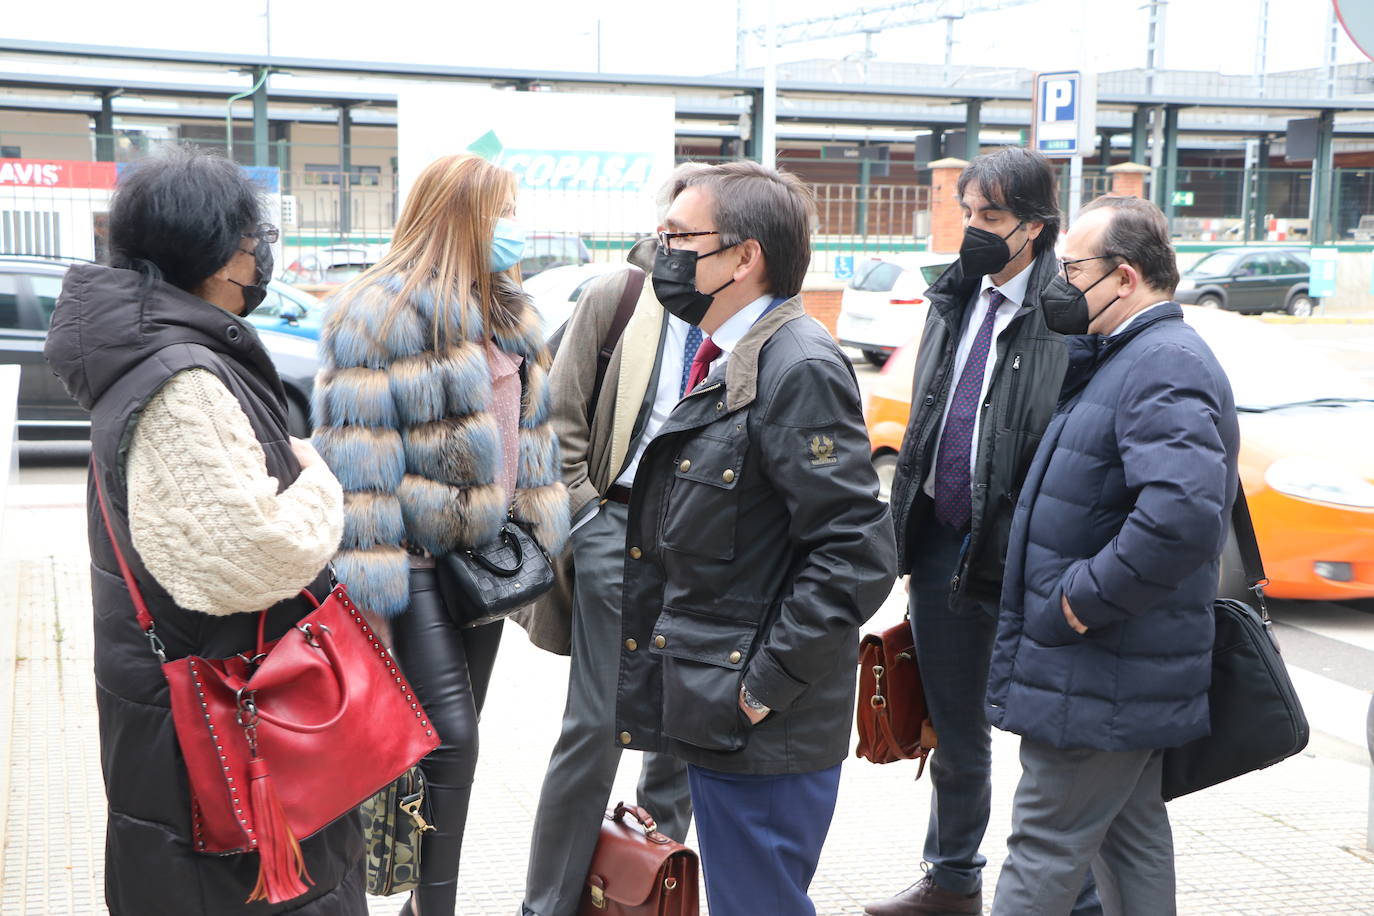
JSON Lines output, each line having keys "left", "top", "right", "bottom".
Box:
{"left": 728, "top": 650, "right": 742, "bottom": 664}
{"left": 653, "top": 634, "right": 667, "bottom": 649}
{"left": 619, "top": 731, "right": 632, "bottom": 745}
{"left": 625, "top": 638, "right": 638, "bottom": 651}
{"left": 722, "top": 469, "right": 735, "bottom": 483}
{"left": 679, "top": 459, "right": 691, "bottom": 472}
{"left": 629, "top": 547, "right": 642, "bottom": 559}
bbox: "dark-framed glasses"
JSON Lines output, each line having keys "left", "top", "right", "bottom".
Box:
{"left": 1058, "top": 254, "right": 1116, "bottom": 282}
{"left": 248, "top": 224, "right": 280, "bottom": 244}
{"left": 657, "top": 229, "right": 720, "bottom": 251}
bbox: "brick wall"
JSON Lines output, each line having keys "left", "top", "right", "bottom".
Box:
{"left": 802, "top": 287, "right": 843, "bottom": 338}
{"left": 929, "top": 158, "right": 969, "bottom": 254}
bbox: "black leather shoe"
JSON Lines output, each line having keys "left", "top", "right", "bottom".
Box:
{"left": 863, "top": 875, "right": 982, "bottom": 915}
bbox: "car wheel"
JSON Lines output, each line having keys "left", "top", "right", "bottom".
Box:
{"left": 1196, "top": 294, "right": 1223, "bottom": 309}
{"left": 1286, "top": 294, "right": 1313, "bottom": 317}
{"left": 862, "top": 349, "right": 890, "bottom": 368}
{"left": 872, "top": 452, "right": 899, "bottom": 502}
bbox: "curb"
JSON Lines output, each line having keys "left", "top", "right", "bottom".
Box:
{"left": 1256, "top": 314, "right": 1374, "bottom": 325}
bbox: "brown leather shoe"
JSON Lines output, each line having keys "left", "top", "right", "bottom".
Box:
{"left": 863, "top": 875, "right": 982, "bottom": 916}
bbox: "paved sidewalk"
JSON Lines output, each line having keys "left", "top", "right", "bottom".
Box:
{"left": 3, "top": 487, "right": 1374, "bottom": 915}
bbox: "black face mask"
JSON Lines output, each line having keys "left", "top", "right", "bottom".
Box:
{"left": 229, "top": 236, "right": 275, "bottom": 318}
{"left": 958, "top": 222, "right": 1029, "bottom": 279}
{"left": 650, "top": 242, "right": 737, "bottom": 327}
{"left": 1041, "top": 270, "right": 1119, "bottom": 336}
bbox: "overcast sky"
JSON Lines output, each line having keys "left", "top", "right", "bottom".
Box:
{"left": 5, "top": 0, "right": 1367, "bottom": 81}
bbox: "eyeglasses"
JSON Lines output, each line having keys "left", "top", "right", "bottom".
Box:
{"left": 657, "top": 229, "right": 721, "bottom": 251}
{"left": 246, "top": 224, "right": 279, "bottom": 244}
{"left": 1058, "top": 254, "right": 1117, "bottom": 282}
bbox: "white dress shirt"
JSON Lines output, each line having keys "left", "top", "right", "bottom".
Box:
{"left": 923, "top": 263, "right": 1033, "bottom": 497}
{"left": 706, "top": 294, "right": 775, "bottom": 359}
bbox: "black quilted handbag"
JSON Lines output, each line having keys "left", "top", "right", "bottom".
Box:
{"left": 361, "top": 766, "right": 433, "bottom": 896}
{"left": 438, "top": 518, "right": 555, "bottom": 628}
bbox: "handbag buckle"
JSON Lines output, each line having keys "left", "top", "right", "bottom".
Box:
{"left": 235, "top": 687, "right": 260, "bottom": 754}
{"left": 589, "top": 886, "right": 606, "bottom": 909}
{"left": 296, "top": 622, "right": 330, "bottom": 648}
{"left": 399, "top": 797, "right": 436, "bottom": 833}
{"left": 146, "top": 627, "right": 168, "bottom": 663}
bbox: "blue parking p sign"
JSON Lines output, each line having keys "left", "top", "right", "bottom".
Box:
{"left": 1034, "top": 71, "right": 1083, "bottom": 158}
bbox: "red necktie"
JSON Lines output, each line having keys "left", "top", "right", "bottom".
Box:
{"left": 685, "top": 336, "right": 723, "bottom": 393}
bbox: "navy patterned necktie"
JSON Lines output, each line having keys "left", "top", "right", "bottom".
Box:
{"left": 932, "top": 289, "right": 1005, "bottom": 530}
{"left": 680, "top": 324, "right": 704, "bottom": 397}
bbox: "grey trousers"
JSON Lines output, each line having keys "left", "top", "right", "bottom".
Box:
{"left": 993, "top": 738, "right": 1175, "bottom": 916}
{"left": 522, "top": 500, "right": 693, "bottom": 916}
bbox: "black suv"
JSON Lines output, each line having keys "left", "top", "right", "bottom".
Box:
{"left": 1173, "top": 246, "right": 1314, "bottom": 316}
{"left": 0, "top": 256, "right": 319, "bottom": 440}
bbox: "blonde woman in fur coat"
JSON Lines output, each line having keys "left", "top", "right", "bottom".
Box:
{"left": 313, "top": 153, "right": 570, "bottom": 916}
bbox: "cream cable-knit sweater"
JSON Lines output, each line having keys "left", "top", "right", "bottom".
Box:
{"left": 126, "top": 369, "right": 345, "bottom": 616}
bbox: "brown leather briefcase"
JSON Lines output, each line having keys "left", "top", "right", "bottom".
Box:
{"left": 856, "top": 618, "right": 938, "bottom": 774}
{"left": 579, "top": 802, "right": 699, "bottom": 916}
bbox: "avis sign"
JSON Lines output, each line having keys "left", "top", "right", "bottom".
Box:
{"left": 1032, "top": 71, "right": 1095, "bottom": 159}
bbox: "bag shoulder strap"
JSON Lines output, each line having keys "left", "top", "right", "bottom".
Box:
{"left": 1231, "top": 485, "right": 1267, "bottom": 590}
{"left": 92, "top": 464, "right": 159, "bottom": 642}
{"left": 588, "top": 266, "right": 644, "bottom": 416}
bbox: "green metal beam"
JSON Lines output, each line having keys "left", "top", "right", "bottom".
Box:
{"left": 252, "top": 66, "right": 270, "bottom": 167}
{"left": 1160, "top": 106, "right": 1180, "bottom": 229}
{"left": 1130, "top": 106, "right": 1149, "bottom": 163}
{"left": 964, "top": 99, "right": 981, "bottom": 161}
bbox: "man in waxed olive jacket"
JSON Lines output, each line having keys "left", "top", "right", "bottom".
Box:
{"left": 615, "top": 160, "right": 896, "bottom": 916}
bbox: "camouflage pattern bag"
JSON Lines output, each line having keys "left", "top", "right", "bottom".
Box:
{"left": 361, "top": 765, "right": 433, "bottom": 895}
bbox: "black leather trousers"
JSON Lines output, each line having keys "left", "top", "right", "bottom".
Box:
{"left": 389, "top": 567, "right": 504, "bottom": 916}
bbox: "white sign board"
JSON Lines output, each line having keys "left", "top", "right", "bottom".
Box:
{"left": 398, "top": 87, "right": 676, "bottom": 236}
{"left": 1033, "top": 71, "right": 1096, "bottom": 159}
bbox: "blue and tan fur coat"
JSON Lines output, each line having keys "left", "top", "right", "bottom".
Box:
{"left": 312, "top": 272, "right": 570, "bottom": 617}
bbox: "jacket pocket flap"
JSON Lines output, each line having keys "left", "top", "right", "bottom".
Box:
{"left": 650, "top": 608, "right": 755, "bottom": 669}
{"left": 672, "top": 434, "right": 745, "bottom": 490}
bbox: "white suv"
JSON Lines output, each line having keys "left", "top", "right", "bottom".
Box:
{"left": 837, "top": 252, "right": 954, "bottom": 367}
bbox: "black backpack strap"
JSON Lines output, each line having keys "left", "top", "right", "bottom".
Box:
{"left": 588, "top": 266, "right": 644, "bottom": 416}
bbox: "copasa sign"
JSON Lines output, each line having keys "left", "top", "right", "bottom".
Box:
{"left": 398, "top": 87, "right": 675, "bottom": 233}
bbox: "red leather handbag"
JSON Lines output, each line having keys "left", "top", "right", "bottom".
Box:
{"left": 856, "top": 618, "right": 938, "bottom": 774}
{"left": 96, "top": 476, "right": 439, "bottom": 904}
{"left": 579, "top": 803, "right": 699, "bottom": 916}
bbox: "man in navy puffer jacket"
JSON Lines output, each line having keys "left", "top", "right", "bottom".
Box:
{"left": 986, "top": 195, "right": 1239, "bottom": 916}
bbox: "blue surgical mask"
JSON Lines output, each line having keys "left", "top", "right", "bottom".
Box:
{"left": 490, "top": 217, "right": 526, "bottom": 273}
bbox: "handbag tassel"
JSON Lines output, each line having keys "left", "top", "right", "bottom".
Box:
{"left": 245, "top": 755, "right": 313, "bottom": 904}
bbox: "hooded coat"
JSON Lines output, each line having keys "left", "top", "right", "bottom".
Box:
{"left": 43, "top": 263, "right": 364, "bottom": 915}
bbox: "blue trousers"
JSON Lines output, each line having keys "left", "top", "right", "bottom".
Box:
{"left": 687, "top": 763, "right": 842, "bottom": 916}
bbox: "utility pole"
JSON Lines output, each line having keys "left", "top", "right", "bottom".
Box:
{"left": 736, "top": 0, "right": 746, "bottom": 76}
{"left": 941, "top": 13, "right": 962, "bottom": 87}
{"left": 762, "top": 0, "right": 777, "bottom": 168}
{"left": 1145, "top": 0, "right": 1168, "bottom": 206}
{"left": 1324, "top": 0, "right": 1340, "bottom": 98}
{"left": 1255, "top": 0, "right": 1268, "bottom": 98}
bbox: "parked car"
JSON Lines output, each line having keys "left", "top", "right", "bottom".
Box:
{"left": 522, "top": 261, "right": 625, "bottom": 337}
{"left": 1174, "top": 246, "right": 1314, "bottom": 316}
{"left": 245, "top": 280, "right": 332, "bottom": 340}
{"left": 280, "top": 243, "right": 388, "bottom": 297}
{"left": 520, "top": 233, "right": 591, "bottom": 279}
{"left": 836, "top": 252, "right": 955, "bottom": 367}
{"left": 0, "top": 256, "right": 319, "bottom": 440}
{"left": 864, "top": 306, "right": 1374, "bottom": 600}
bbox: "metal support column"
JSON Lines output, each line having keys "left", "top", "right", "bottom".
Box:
{"left": 338, "top": 104, "right": 354, "bottom": 237}
{"left": 1160, "top": 106, "right": 1180, "bottom": 230}
{"left": 1098, "top": 131, "right": 1114, "bottom": 166}
{"left": 745, "top": 89, "right": 764, "bottom": 162}
{"left": 931, "top": 127, "right": 945, "bottom": 160}
{"left": 1309, "top": 110, "right": 1335, "bottom": 245}
{"left": 1130, "top": 107, "right": 1149, "bottom": 164}
{"left": 94, "top": 90, "right": 116, "bottom": 162}
{"left": 252, "top": 66, "right": 270, "bottom": 167}
{"left": 856, "top": 148, "right": 871, "bottom": 237}
{"left": 964, "top": 99, "right": 982, "bottom": 161}
{"left": 1252, "top": 135, "right": 1271, "bottom": 241}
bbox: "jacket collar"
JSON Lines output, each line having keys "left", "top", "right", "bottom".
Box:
{"left": 924, "top": 245, "right": 1060, "bottom": 320}
{"left": 1060, "top": 301, "right": 1184, "bottom": 402}
{"left": 627, "top": 236, "right": 657, "bottom": 272}
{"left": 707, "top": 296, "right": 807, "bottom": 412}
